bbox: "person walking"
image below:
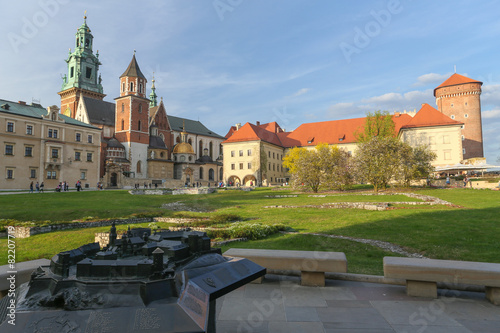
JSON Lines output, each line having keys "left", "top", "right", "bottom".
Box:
{"left": 35, "top": 182, "right": 40, "bottom": 193}
{"left": 29, "top": 181, "right": 34, "bottom": 193}
{"left": 40, "top": 182, "right": 44, "bottom": 193}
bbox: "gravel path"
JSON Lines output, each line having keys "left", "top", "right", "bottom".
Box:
{"left": 283, "top": 231, "right": 427, "bottom": 258}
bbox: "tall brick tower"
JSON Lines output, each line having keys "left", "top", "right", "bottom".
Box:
{"left": 114, "top": 53, "right": 150, "bottom": 178}
{"left": 434, "top": 73, "right": 483, "bottom": 159}
{"left": 58, "top": 13, "right": 105, "bottom": 118}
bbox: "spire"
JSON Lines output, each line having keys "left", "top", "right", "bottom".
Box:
{"left": 120, "top": 53, "right": 146, "bottom": 79}
{"left": 149, "top": 73, "right": 158, "bottom": 107}
{"left": 181, "top": 120, "right": 188, "bottom": 142}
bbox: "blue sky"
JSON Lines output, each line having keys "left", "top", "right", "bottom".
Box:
{"left": 1, "top": 0, "right": 499, "bottom": 163}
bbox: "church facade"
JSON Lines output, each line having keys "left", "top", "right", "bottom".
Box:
{"left": 62, "top": 16, "right": 224, "bottom": 188}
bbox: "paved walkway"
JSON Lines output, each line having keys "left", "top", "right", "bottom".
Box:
{"left": 216, "top": 274, "right": 500, "bottom": 333}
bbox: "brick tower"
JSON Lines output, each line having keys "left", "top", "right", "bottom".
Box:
{"left": 58, "top": 13, "right": 105, "bottom": 118}
{"left": 434, "top": 73, "right": 483, "bottom": 159}
{"left": 114, "top": 53, "right": 150, "bottom": 178}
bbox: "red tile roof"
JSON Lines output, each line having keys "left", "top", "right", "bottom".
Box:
{"left": 223, "top": 122, "right": 283, "bottom": 146}
{"left": 225, "top": 126, "right": 237, "bottom": 139}
{"left": 258, "top": 122, "right": 283, "bottom": 133}
{"left": 400, "top": 103, "right": 462, "bottom": 129}
{"left": 434, "top": 73, "right": 482, "bottom": 96}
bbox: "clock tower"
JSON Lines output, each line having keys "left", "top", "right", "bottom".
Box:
{"left": 58, "top": 13, "right": 105, "bottom": 118}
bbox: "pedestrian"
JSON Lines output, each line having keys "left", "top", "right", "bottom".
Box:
{"left": 29, "top": 181, "right": 34, "bottom": 193}
{"left": 36, "top": 182, "right": 40, "bottom": 192}
{"left": 40, "top": 182, "right": 44, "bottom": 193}
{"left": 463, "top": 176, "right": 468, "bottom": 188}
{"left": 445, "top": 176, "right": 450, "bottom": 187}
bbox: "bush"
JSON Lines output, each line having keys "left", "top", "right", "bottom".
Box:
{"left": 207, "top": 222, "right": 287, "bottom": 240}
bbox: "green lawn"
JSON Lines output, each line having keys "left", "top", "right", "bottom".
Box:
{"left": 1, "top": 187, "right": 499, "bottom": 275}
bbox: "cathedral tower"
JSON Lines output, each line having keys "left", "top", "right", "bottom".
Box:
{"left": 114, "top": 53, "right": 150, "bottom": 178}
{"left": 434, "top": 73, "right": 483, "bottom": 159}
{"left": 58, "top": 13, "right": 105, "bottom": 118}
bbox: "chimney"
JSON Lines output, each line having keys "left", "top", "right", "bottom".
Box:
{"left": 394, "top": 112, "right": 400, "bottom": 117}
{"left": 18, "top": 101, "right": 26, "bottom": 105}
{"left": 235, "top": 123, "right": 242, "bottom": 130}
{"left": 256, "top": 121, "right": 260, "bottom": 126}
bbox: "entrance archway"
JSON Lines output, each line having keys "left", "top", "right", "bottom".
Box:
{"left": 111, "top": 173, "right": 117, "bottom": 187}
{"left": 227, "top": 175, "right": 241, "bottom": 187}
{"left": 243, "top": 175, "right": 257, "bottom": 186}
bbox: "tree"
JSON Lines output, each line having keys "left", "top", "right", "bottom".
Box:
{"left": 355, "top": 110, "right": 396, "bottom": 143}
{"left": 396, "top": 145, "right": 436, "bottom": 187}
{"left": 283, "top": 143, "right": 353, "bottom": 192}
{"left": 354, "top": 136, "right": 401, "bottom": 192}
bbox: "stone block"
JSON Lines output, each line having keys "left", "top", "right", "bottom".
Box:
{"left": 406, "top": 280, "right": 437, "bottom": 298}
{"left": 301, "top": 271, "right": 325, "bottom": 287}
{"left": 485, "top": 287, "right": 500, "bottom": 305}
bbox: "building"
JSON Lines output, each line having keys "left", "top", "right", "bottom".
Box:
{"left": 0, "top": 100, "right": 101, "bottom": 190}
{"left": 223, "top": 73, "right": 482, "bottom": 186}
{"left": 62, "top": 15, "right": 224, "bottom": 188}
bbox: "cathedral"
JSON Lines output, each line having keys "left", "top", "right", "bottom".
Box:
{"left": 60, "top": 15, "right": 224, "bottom": 188}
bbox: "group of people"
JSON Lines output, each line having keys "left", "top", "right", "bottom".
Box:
{"left": 134, "top": 182, "right": 158, "bottom": 189}
{"left": 56, "top": 181, "right": 71, "bottom": 192}
{"left": 29, "top": 181, "right": 44, "bottom": 193}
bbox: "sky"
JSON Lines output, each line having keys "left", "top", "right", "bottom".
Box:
{"left": 1, "top": 0, "right": 499, "bottom": 163}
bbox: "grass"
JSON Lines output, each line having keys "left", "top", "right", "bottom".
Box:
{"left": 1, "top": 187, "right": 499, "bottom": 276}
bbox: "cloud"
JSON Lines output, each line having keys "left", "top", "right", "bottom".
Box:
{"left": 482, "top": 109, "right": 500, "bottom": 119}
{"left": 287, "top": 88, "right": 310, "bottom": 98}
{"left": 361, "top": 89, "right": 434, "bottom": 111}
{"left": 413, "top": 72, "right": 453, "bottom": 86}
{"left": 482, "top": 84, "right": 500, "bottom": 106}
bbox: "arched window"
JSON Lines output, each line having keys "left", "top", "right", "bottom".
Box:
{"left": 139, "top": 83, "right": 143, "bottom": 94}
{"left": 130, "top": 82, "right": 134, "bottom": 92}
{"left": 209, "top": 142, "right": 213, "bottom": 159}
{"left": 122, "top": 83, "right": 125, "bottom": 92}
{"left": 122, "top": 103, "right": 124, "bottom": 112}
{"left": 220, "top": 144, "right": 223, "bottom": 156}
{"left": 188, "top": 138, "right": 192, "bottom": 145}
{"left": 137, "top": 161, "right": 142, "bottom": 173}
{"left": 199, "top": 167, "right": 204, "bottom": 179}
{"left": 219, "top": 168, "right": 223, "bottom": 181}
{"left": 139, "top": 104, "right": 142, "bottom": 113}
{"left": 121, "top": 119, "right": 124, "bottom": 130}
{"left": 209, "top": 169, "right": 214, "bottom": 181}
{"left": 138, "top": 120, "right": 141, "bottom": 131}
{"left": 199, "top": 140, "right": 203, "bottom": 157}
{"left": 176, "top": 136, "right": 180, "bottom": 143}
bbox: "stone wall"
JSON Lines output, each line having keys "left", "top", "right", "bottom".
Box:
{"left": 8, "top": 217, "right": 153, "bottom": 239}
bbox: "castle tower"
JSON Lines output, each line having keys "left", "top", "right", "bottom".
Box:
{"left": 434, "top": 73, "right": 483, "bottom": 159}
{"left": 114, "top": 53, "right": 150, "bottom": 178}
{"left": 58, "top": 13, "right": 105, "bottom": 118}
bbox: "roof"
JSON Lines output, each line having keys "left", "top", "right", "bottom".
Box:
{"left": 120, "top": 54, "right": 146, "bottom": 79}
{"left": 149, "top": 136, "right": 167, "bottom": 149}
{"left": 173, "top": 142, "right": 194, "bottom": 154}
{"left": 104, "top": 137, "right": 125, "bottom": 149}
{"left": 400, "top": 104, "right": 463, "bottom": 129}
{"left": 225, "top": 126, "right": 237, "bottom": 139}
{"left": 167, "top": 115, "right": 224, "bottom": 139}
{"left": 223, "top": 122, "right": 283, "bottom": 146}
{"left": 82, "top": 97, "right": 115, "bottom": 126}
{"left": 258, "top": 122, "right": 283, "bottom": 133}
{"left": 434, "top": 73, "right": 482, "bottom": 95}
{"left": 0, "top": 99, "right": 99, "bottom": 129}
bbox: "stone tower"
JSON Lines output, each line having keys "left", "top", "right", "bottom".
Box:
{"left": 434, "top": 73, "right": 483, "bottom": 159}
{"left": 58, "top": 13, "right": 105, "bottom": 118}
{"left": 114, "top": 53, "right": 150, "bottom": 178}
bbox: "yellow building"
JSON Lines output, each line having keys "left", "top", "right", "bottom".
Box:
{"left": 0, "top": 100, "right": 101, "bottom": 190}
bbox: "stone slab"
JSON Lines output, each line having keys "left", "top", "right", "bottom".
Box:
{"left": 301, "top": 271, "right": 325, "bottom": 287}
{"left": 406, "top": 280, "right": 438, "bottom": 298}
{"left": 486, "top": 287, "right": 500, "bottom": 305}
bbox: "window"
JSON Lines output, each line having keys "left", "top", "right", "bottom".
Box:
{"left": 76, "top": 133, "right": 81, "bottom": 142}
{"left": 26, "top": 125, "right": 33, "bottom": 135}
{"left": 239, "top": 163, "right": 243, "bottom": 170}
{"left": 75, "top": 151, "right": 81, "bottom": 161}
{"left": 138, "top": 120, "right": 142, "bottom": 131}
{"left": 139, "top": 104, "right": 142, "bottom": 113}
{"left": 465, "top": 102, "right": 468, "bottom": 106}
{"left": 463, "top": 148, "right": 466, "bottom": 155}
{"left": 273, "top": 152, "right": 275, "bottom": 159}
{"left": 87, "top": 153, "right": 93, "bottom": 162}
{"left": 239, "top": 150, "right": 243, "bottom": 157}
{"left": 6, "top": 169, "right": 14, "bottom": 179}
{"left": 231, "top": 164, "right": 235, "bottom": 170}
{"left": 7, "top": 122, "right": 14, "bottom": 132}
{"left": 451, "top": 115, "right": 455, "bottom": 119}
{"left": 268, "top": 151, "right": 270, "bottom": 158}
{"left": 122, "top": 103, "right": 125, "bottom": 112}
{"left": 199, "top": 167, "right": 204, "bottom": 179}
{"left": 80, "top": 171, "right": 86, "bottom": 180}
{"left": 209, "top": 169, "right": 214, "bottom": 181}
{"left": 70, "top": 67, "right": 74, "bottom": 78}
{"left": 269, "top": 163, "right": 271, "bottom": 170}
{"left": 231, "top": 151, "right": 235, "bottom": 157}
{"left": 51, "top": 149, "right": 59, "bottom": 158}
{"left": 86, "top": 67, "right": 92, "bottom": 79}
{"left": 461, "top": 125, "right": 465, "bottom": 129}
{"left": 444, "top": 151, "right": 451, "bottom": 160}
{"left": 47, "top": 171, "right": 57, "bottom": 179}
{"left": 30, "top": 169, "right": 36, "bottom": 179}
{"left": 443, "top": 135, "right": 450, "bottom": 144}
{"left": 139, "top": 83, "right": 143, "bottom": 94}
{"left": 53, "top": 130, "right": 58, "bottom": 138}
{"left": 461, "top": 135, "right": 465, "bottom": 141}
{"left": 121, "top": 119, "right": 124, "bottom": 130}
{"left": 247, "top": 149, "right": 252, "bottom": 156}
{"left": 122, "top": 83, "right": 125, "bottom": 92}
{"left": 130, "top": 82, "right": 134, "bottom": 92}
{"left": 464, "top": 114, "right": 468, "bottom": 118}
{"left": 451, "top": 104, "right": 454, "bottom": 107}
{"left": 248, "top": 162, "right": 252, "bottom": 169}
{"left": 88, "top": 134, "right": 93, "bottom": 143}
{"left": 24, "top": 146, "right": 33, "bottom": 157}
{"left": 5, "top": 144, "right": 13, "bottom": 155}
{"left": 136, "top": 161, "right": 141, "bottom": 173}
{"left": 48, "top": 129, "right": 53, "bottom": 138}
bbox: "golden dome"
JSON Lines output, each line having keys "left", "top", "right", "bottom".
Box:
{"left": 173, "top": 142, "right": 194, "bottom": 154}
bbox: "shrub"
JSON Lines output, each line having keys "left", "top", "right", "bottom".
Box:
{"left": 207, "top": 222, "right": 287, "bottom": 240}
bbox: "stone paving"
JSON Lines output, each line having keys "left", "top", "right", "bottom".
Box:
{"left": 216, "top": 275, "right": 500, "bottom": 333}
